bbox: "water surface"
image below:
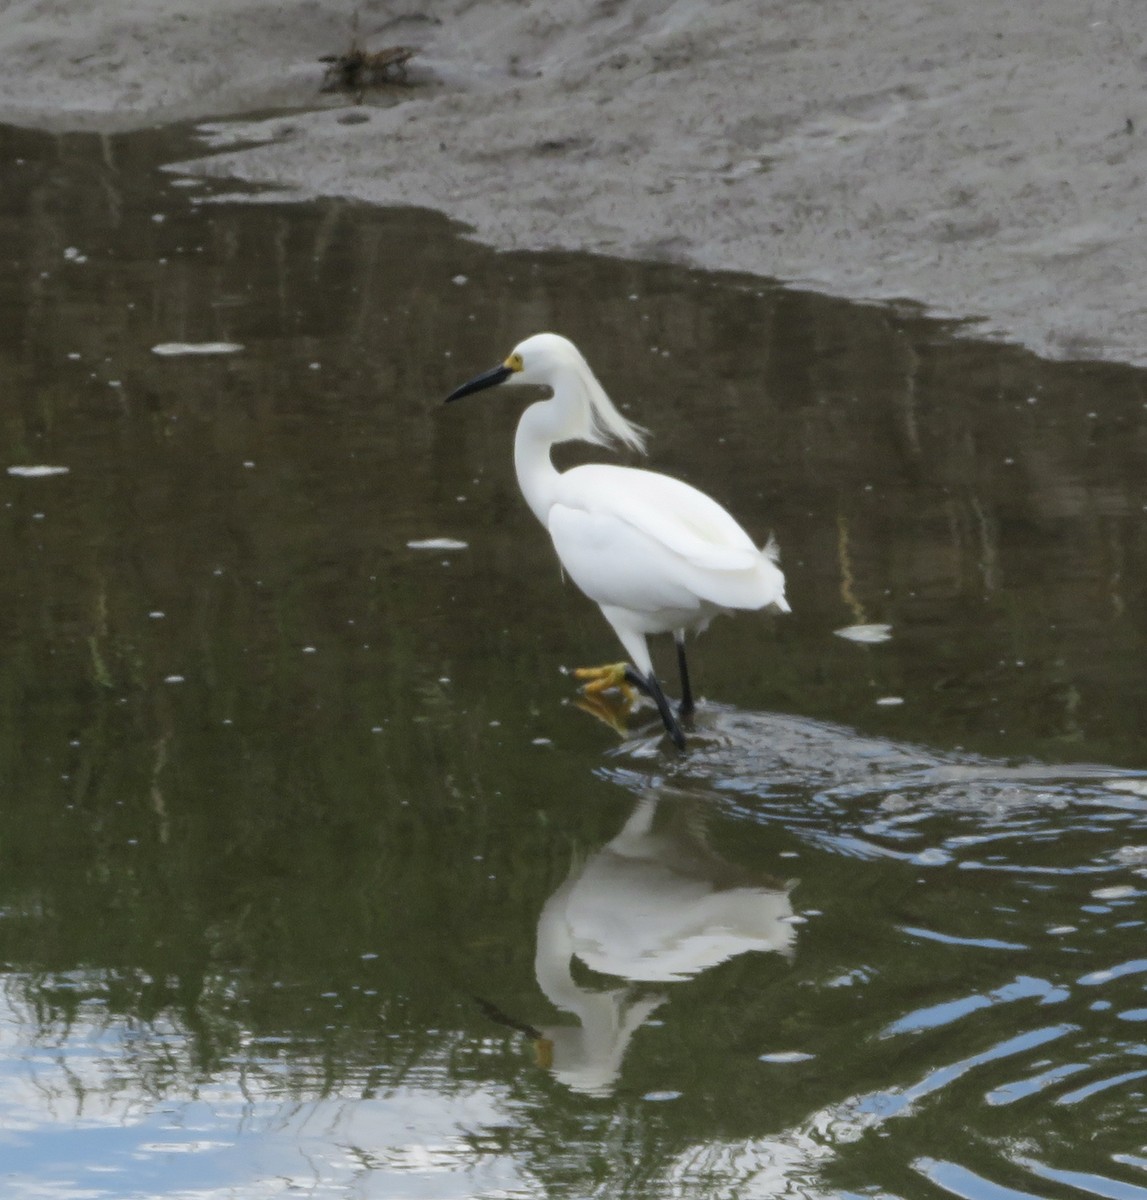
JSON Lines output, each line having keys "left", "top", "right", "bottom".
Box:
{"left": 0, "top": 122, "right": 1145, "bottom": 1199}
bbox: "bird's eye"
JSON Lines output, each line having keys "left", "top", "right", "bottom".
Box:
{"left": 505, "top": 352, "right": 524, "bottom": 372}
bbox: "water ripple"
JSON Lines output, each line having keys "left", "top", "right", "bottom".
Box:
{"left": 1018, "top": 1156, "right": 1147, "bottom": 1199}
{"left": 601, "top": 703, "right": 1146, "bottom": 1198}
{"left": 916, "top": 1157, "right": 1047, "bottom": 1200}
{"left": 883, "top": 977, "right": 1070, "bottom": 1037}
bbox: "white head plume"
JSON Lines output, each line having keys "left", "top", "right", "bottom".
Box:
{"left": 513, "top": 333, "right": 648, "bottom": 455}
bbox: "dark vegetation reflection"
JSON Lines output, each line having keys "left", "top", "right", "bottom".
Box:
{"left": 0, "top": 122, "right": 1145, "bottom": 1198}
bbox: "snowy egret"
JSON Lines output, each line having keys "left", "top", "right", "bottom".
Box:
{"left": 446, "top": 332, "right": 789, "bottom": 749}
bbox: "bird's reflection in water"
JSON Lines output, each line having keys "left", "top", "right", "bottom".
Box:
{"left": 531, "top": 789, "right": 797, "bottom": 1095}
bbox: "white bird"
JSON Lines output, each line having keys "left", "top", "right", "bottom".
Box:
{"left": 446, "top": 332, "right": 789, "bottom": 749}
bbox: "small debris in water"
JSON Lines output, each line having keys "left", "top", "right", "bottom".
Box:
{"left": 835, "top": 623, "right": 893, "bottom": 644}
{"left": 875, "top": 696, "right": 905, "bottom": 706}
{"left": 7, "top": 465, "right": 69, "bottom": 478}
{"left": 1106, "top": 780, "right": 1147, "bottom": 797}
{"left": 642, "top": 1091, "right": 682, "bottom": 1102}
{"left": 152, "top": 342, "right": 244, "bottom": 356}
{"left": 825, "top": 969, "right": 870, "bottom": 988}
{"left": 164, "top": 675, "right": 185, "bottom": 684}
{"left": 1091, "top": 885, "right": 1138, "bottom": 900}
{"left": 759, "top": 1051, "right": 815, "bottom": 1063}
{"left": 407, "top": 537, "right": 468, "bottom": 551}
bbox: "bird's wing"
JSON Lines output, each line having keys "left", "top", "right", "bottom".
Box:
{"left": 559, "top": 465, "right": 762, "bottom": 573}
{"left": 548, "top": 502, "right": 706, "bottom": 616}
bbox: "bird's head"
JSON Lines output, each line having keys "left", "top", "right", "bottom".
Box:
{"left": 445, "top": 333, "right": 647, "bottom": 454}
{"left": 444, "top": 332, "right": 578, "bottom": 400}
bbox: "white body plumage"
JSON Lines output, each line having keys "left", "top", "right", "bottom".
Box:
{"left": 448, "top": 332, "right": 789, "bottom": 746}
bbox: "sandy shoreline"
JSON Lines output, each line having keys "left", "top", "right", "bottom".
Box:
{"left": 2, "top": 0, "right": 1145, "bottom": 365}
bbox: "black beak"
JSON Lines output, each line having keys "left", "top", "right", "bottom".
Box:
{"left": 445, "top": 363, "right": 513, "bottom": 403}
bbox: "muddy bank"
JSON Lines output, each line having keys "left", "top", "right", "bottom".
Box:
{"left": 2, "top": 0, "right": 1145, "bottom": 364}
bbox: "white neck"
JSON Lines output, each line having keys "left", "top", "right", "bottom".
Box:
{"left": 534, "top": 887, "right": 583, "bottom": 1014}
{"left": 513, "top": 398, "right": 566, "bottom": 526}
{"left": 534, "top": 881, "right": 663, "bottom": 1094}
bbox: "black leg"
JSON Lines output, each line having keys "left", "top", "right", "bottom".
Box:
{"left": 623, "top": 665, "right": 653, "bottom": 697}
{"left": 675, "top": 635, "right": 695, "bottom": 718}
{"left": 643, "top": 672, "right": 687, "bottom": 751}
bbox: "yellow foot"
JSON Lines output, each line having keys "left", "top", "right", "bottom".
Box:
{"left": 573, "top": 662, "right": 638, "bottom": 704}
